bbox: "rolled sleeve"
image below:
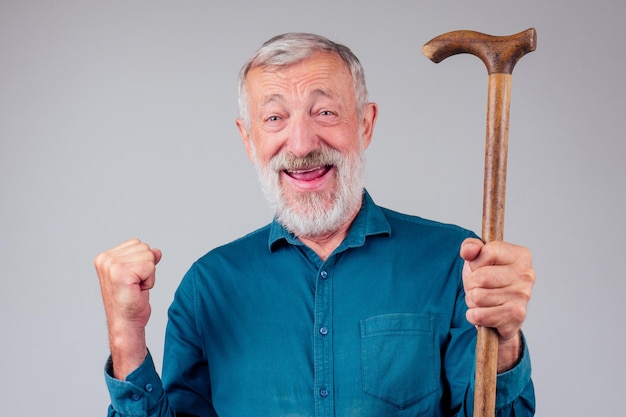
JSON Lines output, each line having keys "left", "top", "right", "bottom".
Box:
{"left": 104, "top": 352, "right": 165, "bottom": 417}
{"left": 494, "top": 332, "right": 532, "bottom": 408}
{"left": 466, "top": 331, "right": 533, "bottom": 411}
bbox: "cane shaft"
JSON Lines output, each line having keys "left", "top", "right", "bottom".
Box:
{"left": 483, "top": 74, "right": 511, "bottom": 243}
{"left": 474, "top": 73, "right": 512, "bottom": 417}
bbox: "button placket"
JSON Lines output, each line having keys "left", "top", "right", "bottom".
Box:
{"left": 314, "top": 263, "right": 334, "bottom": 416}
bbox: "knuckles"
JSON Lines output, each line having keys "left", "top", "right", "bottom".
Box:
{"left": 462, "top": 242, "right": 536, "bottom": 336}
{"left": 94, "top": 239, "right": 159, "bottom": 286}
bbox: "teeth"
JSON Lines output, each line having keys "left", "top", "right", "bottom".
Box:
{"left": 288, "top": 166, "right": 321, "bottom": 174}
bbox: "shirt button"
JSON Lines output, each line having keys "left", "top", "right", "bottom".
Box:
{"left": 145, "top": 384, "right": 153, "bottom": 392}
{"left": 319, "top": 388, "right": 329, "bottom": 397}
{"left": 320, "top": 270, "right": 328, "bottom": 279}
{"left": 319, "top": 327, "right": 328, "bottom": 335}
{"left": 130, "top": 393, "right": 141, "bottom": 401}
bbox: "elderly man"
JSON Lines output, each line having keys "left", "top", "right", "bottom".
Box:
{"left": 96, "top": 33, "right": 535, "bottom": 416}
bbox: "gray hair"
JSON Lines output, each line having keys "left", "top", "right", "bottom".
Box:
{"left": 237, "top": 32, "right": 369, "bottom": 128}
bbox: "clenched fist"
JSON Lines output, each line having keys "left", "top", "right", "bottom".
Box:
{"left": 460, "top": 238, "right": 535, "bottom": 372}
{"left": 94, "top": 238, "right": 162, "bottom": 379}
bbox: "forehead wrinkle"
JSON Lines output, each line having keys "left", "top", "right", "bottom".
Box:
{"left": 249, "top": 54, "right": 351, "bottom": 110}
{"left": 291, "top": 70, "right": 339, "bottom": 100}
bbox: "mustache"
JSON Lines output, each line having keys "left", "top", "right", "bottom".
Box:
{"left": 269, "top": 148, "right": 343, "bottom": 172}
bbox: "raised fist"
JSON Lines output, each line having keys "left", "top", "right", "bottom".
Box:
{"left": 94, "top": 238, "right": 162, "bottom": 379}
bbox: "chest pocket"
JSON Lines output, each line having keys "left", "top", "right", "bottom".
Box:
{"left": 360, "top": 314, "right": 440, "bottom": 409}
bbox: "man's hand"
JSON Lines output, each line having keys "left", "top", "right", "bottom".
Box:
{"left": 94, "top": 238, "right": 162, "bottom": 379}
{"left": 460, "top": 237, "right": 535, "bottom": 372}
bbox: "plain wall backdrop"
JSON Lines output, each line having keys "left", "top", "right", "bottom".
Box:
{"left": 1, "top": 1, "right": 624, "bottom": 415}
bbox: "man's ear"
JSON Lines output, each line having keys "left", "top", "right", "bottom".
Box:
{"left": 236, "top": 118, "right": 255, "bottom": 164}
{"left": 360, "top": 102, "right": 378, "bottom": 150}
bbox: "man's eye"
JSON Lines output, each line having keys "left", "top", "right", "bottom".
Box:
{"left": 319, "top": 110, "right": 335, "bottom": 116}
{"left": 266, "top": 115, "right": 281, "bottom": 122}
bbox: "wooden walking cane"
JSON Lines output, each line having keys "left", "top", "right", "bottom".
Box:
{"left": 422, "top": 28, "right": 537, "bottom": 417}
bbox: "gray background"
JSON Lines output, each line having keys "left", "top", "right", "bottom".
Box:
{"left": 1, "top": 1, "right": 624, "bottom": 416}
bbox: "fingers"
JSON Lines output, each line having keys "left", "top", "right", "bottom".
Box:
{"left": 465, "top": 300, "right": 528, "bottom": 342}
{"left": 95, "top": 239, "right": 161, "bottom": 278}
{"left": 461, "top": 238, "right": 531, "bottom": 271}
{"left": 461, "top": 239, "right": 535, "bottom": 342}
{"left": 94, "top": 238, "right": 162, "bottom": 325}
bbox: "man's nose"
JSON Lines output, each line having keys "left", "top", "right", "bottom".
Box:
{"left": 285, "top": 114, "right": 321, "bottom": 158}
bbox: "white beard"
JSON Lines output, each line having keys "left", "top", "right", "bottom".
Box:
{"left": 254, "top": 146, "right": 365, "bottom": 238}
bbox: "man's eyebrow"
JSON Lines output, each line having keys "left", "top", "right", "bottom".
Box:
{"left": 311, "top": 88, "right": 333, "bottom": 99}
{"left": 261, "top": 94, "right": 285, "bottom": 106}
{"left": 260, "top": 89, "right": 334, "bottom": 107}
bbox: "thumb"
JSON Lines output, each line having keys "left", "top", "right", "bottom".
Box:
{"left": 151, "top": 248, "right": 163, "bottom": 265}
{"left": 460, "top": 237, "right": 483, "bottom": 263}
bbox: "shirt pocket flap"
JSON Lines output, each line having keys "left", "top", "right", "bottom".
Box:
{"left": 360, "top": 313, "right": 440, "bottom": 409}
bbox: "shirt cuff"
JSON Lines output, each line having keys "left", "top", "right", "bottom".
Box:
{"left": 104, "top": 351, "right": 165, "bottom": 416}
{"left": 493, "top": 331, "right": 532, "bottom": 408}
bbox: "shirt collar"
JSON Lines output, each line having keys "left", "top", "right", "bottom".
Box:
{"left": 268, "top": 189, "right": 391, "bottom": 253}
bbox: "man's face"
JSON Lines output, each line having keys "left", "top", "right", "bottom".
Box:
{"left": 236, "top": 51, "right": 377, "bottom": 237}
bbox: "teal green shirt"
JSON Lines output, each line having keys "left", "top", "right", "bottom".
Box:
{"left": 105, "top": 191, "right": 534, "bottom": 416}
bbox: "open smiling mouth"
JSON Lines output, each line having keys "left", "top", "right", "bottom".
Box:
{"left": 285, "top": 165, "right": 333, "bottom": 181}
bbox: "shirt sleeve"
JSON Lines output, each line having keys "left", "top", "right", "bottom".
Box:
{"left": 104, "top": 351, "right": 171, "bottom": 417}
{"left": 493, "top": 332, "right": 535, "bottom": 415}
{"left": 494, "top": 332, "right": 533, "bottom": 402}
{"left": 463, "top": 331, "right": 535, "bottom": 416}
